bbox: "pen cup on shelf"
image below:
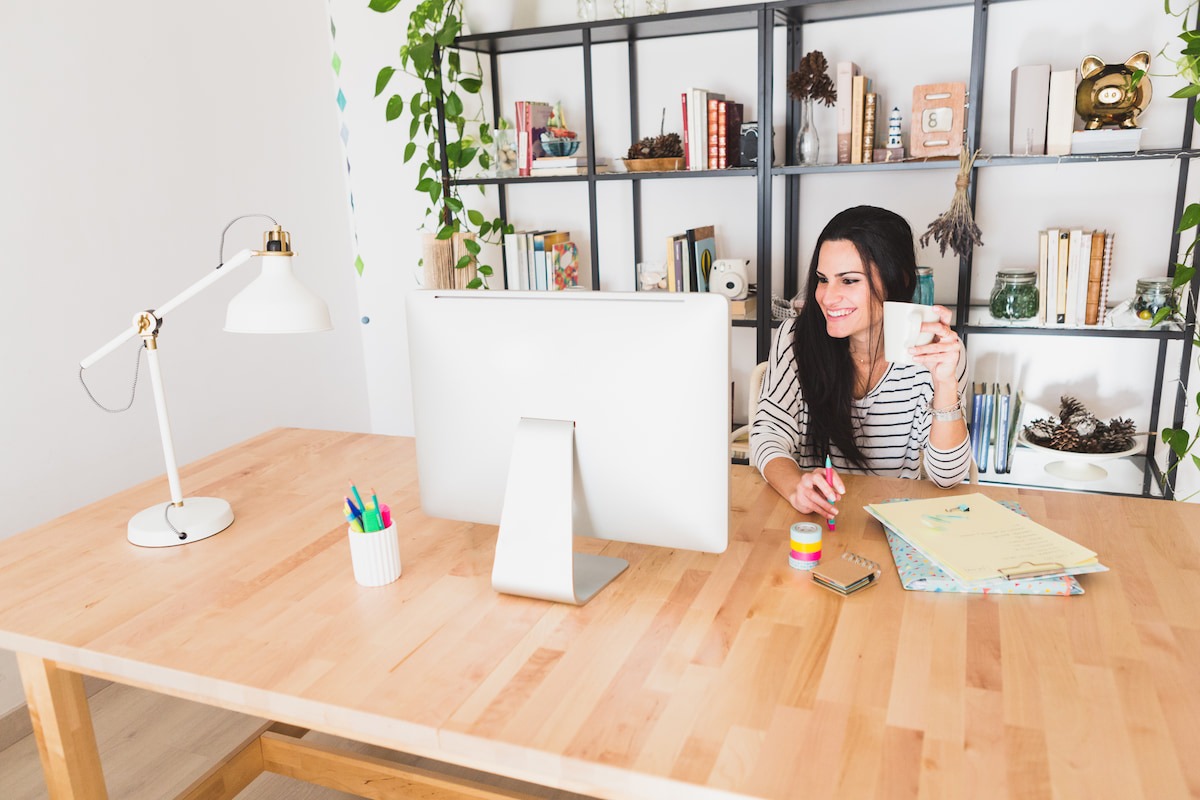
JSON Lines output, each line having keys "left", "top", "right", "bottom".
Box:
{"left": 347, "top": 523, "right": 401, "bottom": 587}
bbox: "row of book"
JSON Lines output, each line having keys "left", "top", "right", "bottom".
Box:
{"left": 1010, "top": 65, "right": 1142, "bottom": 156}
{"left": 971, "top": 383, "right": 1024, "bottom": 474}
{"left": 1036, "top": 228, "right": 1115, "bottom": 326}
{"left": 503, "top": 230, "right": 580, "bottom": 290}
{"left": 660, "top": 225, "right": 717, "bottom": 292}
{"left": 680, "top": 89, "right": 744, "bottom": 170}
{"left": 514, "top": 100, "right": 552, "bottom": 176}
{"left": 835, "top": 62, "right": 886, "bottom": 164}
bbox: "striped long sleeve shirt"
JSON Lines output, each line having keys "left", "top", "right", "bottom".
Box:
{"left": 750, "top": 318, "right": 972, "bottom": 487}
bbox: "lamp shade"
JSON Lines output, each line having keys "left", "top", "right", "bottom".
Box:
{"left": 224, "top": 257, "right": 333, "bottom": 333}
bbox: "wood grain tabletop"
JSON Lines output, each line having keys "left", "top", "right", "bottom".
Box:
{"left": 0, "top": 428, "right": 1197, "bottom": 799}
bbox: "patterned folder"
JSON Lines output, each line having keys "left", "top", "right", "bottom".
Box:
{"left": 881, "top": 499, "right": 1084, "bottom": 596}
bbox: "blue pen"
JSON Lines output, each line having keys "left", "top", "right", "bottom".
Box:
{"left": 345, "top": 495, "right": 363, "bottom": 520}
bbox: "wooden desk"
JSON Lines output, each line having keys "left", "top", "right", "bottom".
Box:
{"left": 1, "top": 428, "right": 1198, "bottom": 799}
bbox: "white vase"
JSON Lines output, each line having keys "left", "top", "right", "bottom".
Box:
{"left": 462, "top": 3, "right": 514, "bottom": 35}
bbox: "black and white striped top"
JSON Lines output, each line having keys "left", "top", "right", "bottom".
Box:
{"left": 750, "top": 317, "right": 972, "bottom": 487}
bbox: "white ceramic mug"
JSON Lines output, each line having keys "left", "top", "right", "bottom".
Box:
{"left": 883, "top": 301, "right": 939, "bottom": 364}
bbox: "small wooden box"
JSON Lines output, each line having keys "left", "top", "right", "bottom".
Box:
{"left": 910, "top": 82, "right": 966, "bottom": 158}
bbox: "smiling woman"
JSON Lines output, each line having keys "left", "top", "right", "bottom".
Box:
{"left": 750, "top": 206, "right": 972, "bottom": 517}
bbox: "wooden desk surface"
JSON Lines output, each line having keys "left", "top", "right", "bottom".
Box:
{"left": 1, "top": 428, "right": 1198, "bottom": 799}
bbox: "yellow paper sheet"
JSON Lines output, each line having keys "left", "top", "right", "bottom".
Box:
{"left": 864, "top": 493, "right": 1100, "bottom": 586}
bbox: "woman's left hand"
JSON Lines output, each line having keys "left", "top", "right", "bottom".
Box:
{"left": 910, "top": 305, "right": 960, "bottom": 384}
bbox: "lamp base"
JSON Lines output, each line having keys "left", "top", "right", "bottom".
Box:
{"left": 128, "top": 497, "right": 234, "bottom": 548}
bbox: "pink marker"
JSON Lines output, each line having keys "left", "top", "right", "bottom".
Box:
{"left": 825, "top": 455, "right": 837, "bottom": 532}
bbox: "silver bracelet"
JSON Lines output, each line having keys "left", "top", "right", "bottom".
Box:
{"left": 930, "top": 400, "right": 964, "bottom": 422}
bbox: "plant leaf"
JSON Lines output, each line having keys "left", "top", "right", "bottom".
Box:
{"left": 1151, "top": 306, "right": 1174, "bottom": 326}
{"left": 375, "top": 67, "right": 396, "bottom": 97}
{"left": 1173, "top": 265, "right": 1196, "bottom": 287}
{"left": 1163, "top": 427, "right": 1191, "bottom": 457}
{"left": 466, "top": 277, "right": 484, "bottom": 289}
{"left": 385, "top": 94, "right": 404, "bottom": 122}
{"left": 367, "top": 0, "right": 401, "bottom": 11}
{"left": 445, "top": 92, "right": 464, "bottom": 118}
{"left": 445, "top": 196, "right": 463, "bottom": 212}
{"left": 478, "top": 265, "right": 494, "bottom": 276}
{"left": 1177, "top": 203, "right": 1200, "bottom": 232}
{"left": 436, "top": 225, "right": 455, "bottom": 240}
{"left": 463, "top": 237, "right": 481, "bottom": 255}
{"left": 460, "top": 77, "right": 483, "bottom": 94}
{"left": 404, "top": 142, "right": 417, "bottom": 163}
{"left": 468, "top": 209, "right": 485, "bottom": 226}
{"left": 1171, "top": 83, "right": 1200, "bottom": 98}
{"left": 455, "top": 255, "right": 473, "bottom": 269}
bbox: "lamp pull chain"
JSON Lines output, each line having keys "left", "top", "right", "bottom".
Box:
{"left": 78, "top": 342, "right": 146, "bottom": 413}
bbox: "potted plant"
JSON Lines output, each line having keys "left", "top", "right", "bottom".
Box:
{"left": 623, "top": 110, "right": 684, "bottom": 172}
{"left": 1151, "top": 2, "right": 1200, "bottom": 498}
{"left": 370, "top": 0, "right": 511, "bottom": 288}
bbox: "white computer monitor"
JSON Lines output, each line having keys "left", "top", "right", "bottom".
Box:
{"left": 406, "top": 290, "right": 730, "bottom": 605}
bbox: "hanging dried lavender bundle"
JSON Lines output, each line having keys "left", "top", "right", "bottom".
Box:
{"left": 919, "top": 148, "right": 984, "bottom": 258}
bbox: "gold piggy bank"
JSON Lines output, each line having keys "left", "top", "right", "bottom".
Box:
{"left": 1075, "top": 51, "right": 1152, "bottom": 129}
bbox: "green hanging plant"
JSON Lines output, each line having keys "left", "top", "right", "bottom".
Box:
{"left": 369, "top": 0, "right": 512, "bottom": 288}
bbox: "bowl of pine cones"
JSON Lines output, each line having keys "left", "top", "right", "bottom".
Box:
{"left": 623, "top": 131, "right": 684, "bottom": 172}
{"left": 1018, "top": 395, "right": 1141, "bottom": 481}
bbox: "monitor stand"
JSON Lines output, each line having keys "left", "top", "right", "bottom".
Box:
{"left": 492, "top": 417, "right": 628, "bottom": 605}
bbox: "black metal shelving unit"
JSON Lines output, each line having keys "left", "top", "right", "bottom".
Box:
{"left": 452, "top": 0, "right": 1199, "bottom": 499}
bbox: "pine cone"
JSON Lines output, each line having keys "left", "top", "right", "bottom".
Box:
{"left": 1025, "top": 418, "right": 1059, "bottom": 443}
{"left": 626, "top": 132, "right": 683, "bottom": 160}
{"left": 1093, "top": 418, "right": 1135, "bottom": 452}
{"left": 1067, "top": 410, "right": 1098, "bottom": 438}
{"left": 1059, "top": 396, "right": 1087, "bottom": 423}
{"left": 1050, "top": 426, "right": 1084, "bottom": 452}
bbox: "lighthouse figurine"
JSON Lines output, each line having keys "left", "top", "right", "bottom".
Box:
{"left": 884, "top": 106, "right": 906, "bottom": 161}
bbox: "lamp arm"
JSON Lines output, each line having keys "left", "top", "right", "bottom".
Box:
{"left": 80, "top": 248, "right": 257, "bottom": 369}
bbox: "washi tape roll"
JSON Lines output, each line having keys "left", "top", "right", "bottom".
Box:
{"left": 789, "top": 522, "right": 822, "bottom": 570}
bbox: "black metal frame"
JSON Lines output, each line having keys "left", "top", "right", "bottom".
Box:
{"left": 453, "top": 0, "right": 1199, "bottom": 499}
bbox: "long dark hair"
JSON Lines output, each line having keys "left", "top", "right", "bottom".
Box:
{"left": 792, "top": 205, "right": 917, "bottom": 467}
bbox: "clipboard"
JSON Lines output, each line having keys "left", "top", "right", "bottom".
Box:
{"left": 864, "top": 493, "right": 1108, "bottom": 588}
{"left": 880, "top": 498, "right": 1085, "bottom": 595}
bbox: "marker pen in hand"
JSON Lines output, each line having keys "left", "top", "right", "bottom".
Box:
{"left": 825, "top": 455, "right": 837, "bottom": 532}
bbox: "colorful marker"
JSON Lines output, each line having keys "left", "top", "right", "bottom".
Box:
{"left": 825, "top": 455, "right": 837, "bottom": 532}
{"left": 370, "top": 488, "right": 385, "bottom": 530}
{"left": 349, "top": 481, "right": 366, "bottom": 518}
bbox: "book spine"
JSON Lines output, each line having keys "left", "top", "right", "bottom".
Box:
{"left": 851, "top": 75, "right": 866, "bottom": 164}
{"left": 665, "top": 235, "right": 677, "bottom": 292}
{"left": 516, "top": 100, "right": 530, "bottom": 176}
{"left": 1009, "top": 64, "right": 1050, "bottom": 155}
{"left": 1084, "top": 230, "right": 1105, "bottom": 325}
{"left": 862, "top": 92, "right": 877, "bottom": 163}
{"left": 1065, "top": 228, "right": 1083, "bottom": 326}
{"left": 726, "top": 103, "right": 743, "bottom": 168}
{"left": 680, "top": 92, "right": 690, "bottom": 170}
{"left": 707, "top": 98, "right": 720, "bottom": 170}
{"left": 716, "top": 100, "right": 728, "bottom": 169}
{"left": 1056, "top": 230, "right": 1069, "bottom": 324}
{"left": 1037, "top": 230, "right": 1049, "bottom": 324}
{"left": 1046, "top": 69, "right": 1076, "bottom": 156}
{"left": 1098, "top": 232, "right": 1115, "bottom": 324}
{"left": 971, "top": 384, "right": 985, "bottom": 470}
{"left": 836, "top": 61, "right": 858, "bottom": 164}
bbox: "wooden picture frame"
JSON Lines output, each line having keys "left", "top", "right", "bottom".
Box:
{"left": 910, "top": 82, "right": 966, "bottom": 158}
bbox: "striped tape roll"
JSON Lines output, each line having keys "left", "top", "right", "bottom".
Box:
{"left": 790, "top": 539, "right": 822, "bottom": 553}
{"left": 789, "top": 549, "right": 822, "bottom": 561}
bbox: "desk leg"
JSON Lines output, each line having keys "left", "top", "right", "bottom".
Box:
{"left": 17, "top": 654, "right": 108, "bottom": 800}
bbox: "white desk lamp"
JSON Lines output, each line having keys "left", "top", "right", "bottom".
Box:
{"left": 80, "top": 219, "right": 332, "bottom": 548}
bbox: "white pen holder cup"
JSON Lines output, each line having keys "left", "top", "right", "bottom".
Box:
{"left": 347, "top": 523, "right": 401, "bottom": 587}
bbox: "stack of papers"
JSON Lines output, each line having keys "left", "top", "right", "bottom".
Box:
{"left": 865, "top": 493, "right": 1106, "bottom": 589}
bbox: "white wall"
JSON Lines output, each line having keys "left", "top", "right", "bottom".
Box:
{"left": 0, "top": 2, "right": 370, "bottom": 717}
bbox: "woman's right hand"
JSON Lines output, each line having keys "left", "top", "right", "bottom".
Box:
{"left": 784, "top": 467, "right": 844, "bottom": 517}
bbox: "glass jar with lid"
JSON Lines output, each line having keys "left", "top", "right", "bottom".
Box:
{"left": 989, "top": 268, "right": 1039, "bottom": 321}
{"left": 913, "top": 266, "right": 934, "bottom": 305}
{"left": 1133, "top": 276, "right": 1178, "bottom": 321}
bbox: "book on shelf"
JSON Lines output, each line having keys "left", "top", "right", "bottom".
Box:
{"left": 1098, "top": 232, "right": 1115, "bottom": 324}
{"left": 1045, "top": 70, "right": 1076, "bottom": 156}
{"left": 680, "top": 92, "right": 691, "bottom": 169}
{"left": 528, "top": 165, "right": 610, "bottom": 176}
{"left": 850, "top": 74, "right": 868, "bottom": 164}
{"left": 723, "top": 102, "right": 743, "bottom": 168}
{"left": 1055, "top": 229, "right": 1069, "bottom": 323}
{"left": 835, "top": 61, "right": 860, "bottom": 164}
{"left": 971, "top": 383, "right": 996, "bottom": 473}
{"left": 862, "top": 91, "right": 878, "bottom": 163}
{"left": 1009, "top": 64, "right": 1050, "bottom": 155}
{"left": 1071, "top": 127, "right": 1143, "bottom": 154}
{"left": 549, "top": 241, "right": 579, "bottom": 289}
{"left": 1036, "top": 230, "right": 1049, "bottom": 323}
{"left": 1043, "top": 227, "right": 1059, "bottom": 324}
{"left": 993, "top": 383, "right": 1012, "bottom": 474}
{"left": 504, "top": 230, "right": 523, "bottom": 290}
{"left": 1064, "top": 228, "right": 1084, "bottom": 326}
{"left": 1084, "top": 230, "right": 1105, "bottom": 325}
{"left": 729, "top": 294, "right": 756, "bottom": 317}
{"left": 515, "top": 100, "right": 552, "bottom": 176}
{"left": 537, "top": 231, "right": 570, "bottom": 290}
{"left": 531, "top": 155, "right": 609, "bottom": 169}
{"left": 1072, "top": 230, "right": 1093, "bottom": 327}
{"left": 688, "top": 88, "right": 723, "bottom": 170}
{"left": 674, "top": 234, "right": 691, "bottom": 291}
{"left": 708, "top": 98, "right": 721, "bottom": 170}
{"left": 688, "top": 225, "right": 716, "bottom": 292}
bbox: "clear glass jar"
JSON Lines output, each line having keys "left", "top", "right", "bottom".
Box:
{"left": 989, "top": 268, "right": 1039, "bottom": 321}
{"left": 1133, "top": 276, "right": 1178, "bottom": 321}
{"left": 913, "top": 266, "right": 934, "bottom": 305}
